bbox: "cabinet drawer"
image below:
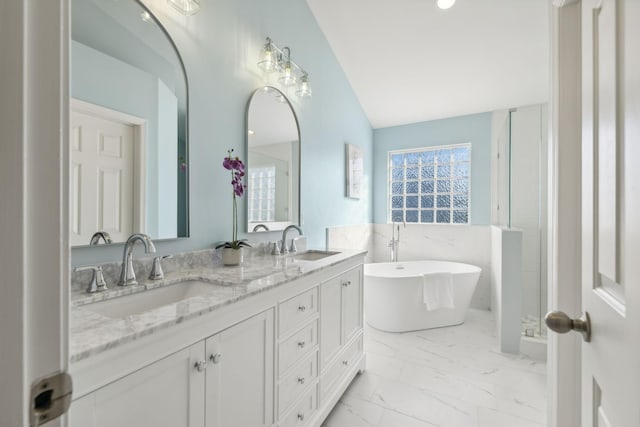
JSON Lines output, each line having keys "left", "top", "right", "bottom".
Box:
{"left": 279, "top": 320, "right": 318, "bottom": 374}
{"left": 279, "top": 287, "right": 318, "bottom": 337}
{"left": 320, "top": 336, "right": 363, "bottom": 402}
{"left": 278, "top": 351, "right": 318, "bottom": 415}
{"left": 279, "top": 386, "right": 317, "bottom": 427}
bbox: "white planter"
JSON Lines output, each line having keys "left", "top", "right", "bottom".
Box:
{"left": 222, "top": 247, "right": 243, "bottom": 266}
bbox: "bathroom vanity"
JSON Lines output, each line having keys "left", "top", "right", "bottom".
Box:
{"left": 68, "top": 249, "right": 365, "bottom": 427}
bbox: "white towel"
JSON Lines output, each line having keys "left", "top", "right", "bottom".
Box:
{"left": 422, "top": 272, "right": 455, "bottom": 310}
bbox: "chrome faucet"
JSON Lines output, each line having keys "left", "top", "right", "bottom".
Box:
{"left": 280, "top": 225, "right": 303, "bottom": 254}
{"left": 388, "top": 221, "right": 405, "bottom": 262}
{"left": 118, "top": 233, "right": 156, "bottom": 286}
{"left": 89, "top": 231, "right": 112, "bottom": 245}
{"left": 252, "top": 224, "right": 270, "bottom": 232}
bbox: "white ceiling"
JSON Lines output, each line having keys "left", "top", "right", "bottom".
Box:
{"left": 306, "top": 0, "right": 549, "bottom": 129}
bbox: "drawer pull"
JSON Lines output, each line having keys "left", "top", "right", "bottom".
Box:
{"left": 297, "top": 341, "right": 306, "bottom": 348}
{"left": 194, "top": 360, "right": 207, "bottom": 372}
{"left": 297, "top": 413, "right": 305, "bottom": 421}
{"left": 297, "top": 377, "right": 305, "bottom": 384}
{"left": 298, "top": 305, "right": 306, "bottom": 312}
{"left": 209, "top": 353, "right": 222, "bottom": 364}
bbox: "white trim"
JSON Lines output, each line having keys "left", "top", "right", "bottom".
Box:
{"left": 548, "top": 1, "right": 582, "bottom": 426}
{"left": 70, "top": 98, "right": 147, "bottom": 235}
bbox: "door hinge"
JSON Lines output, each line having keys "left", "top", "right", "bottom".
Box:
{"left": 30, "top": 372, "right": 73, "bottom": 426}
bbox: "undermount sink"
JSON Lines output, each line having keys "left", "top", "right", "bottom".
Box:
{"left": 289, "top": 250, "right": 340, "bottom": 261}
{"left": 86, "top": 280, "right": 221, "bottom": 318}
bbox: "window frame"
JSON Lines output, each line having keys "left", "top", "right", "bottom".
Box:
{"left": 387, "top": 143, "right": 472, "bottom": 225}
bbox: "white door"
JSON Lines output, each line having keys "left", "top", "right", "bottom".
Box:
{"left": 580, "top": 0, "right": 640, "bottom": 424}
{"left": 70, "top": 109, "right": 135, "bottom": 245}
{"left": 0, "top": 1, "right": 69, "bottom": 425}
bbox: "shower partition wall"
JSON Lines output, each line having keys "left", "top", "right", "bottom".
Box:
{"left": 493, "top": 104, "right": 549, "bottom": 340}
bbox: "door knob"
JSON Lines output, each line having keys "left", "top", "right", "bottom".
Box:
{"left": 544, "top": 311, "right": 591, "bottom": 342}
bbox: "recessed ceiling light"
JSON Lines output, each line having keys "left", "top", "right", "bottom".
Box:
{"left": 140, "top": 11, "right": 152, "bottom": 22}
{"left": 437, "top": 0, "right": 456, "bottom": 10}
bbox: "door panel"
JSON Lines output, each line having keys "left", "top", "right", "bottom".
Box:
{"left": 91, "top": 342, "right": 205, "bottom": 427}
{"left": 581, "top": 0, "right": 640, "bottom": 425}
{"left": 205, "top": 310, "right": 274, "bottom": 427}
{"left": 70, "top": 109, "right": 135, "bottom": 245}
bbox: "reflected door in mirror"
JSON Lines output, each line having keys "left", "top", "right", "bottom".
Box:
{"left": 71, "top": 0, "right": 189, "bottom": 246}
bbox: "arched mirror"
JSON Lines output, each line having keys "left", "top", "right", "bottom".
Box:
{"left": 70, "top": 0, "right": 189, "bottom": 247}
{"left": 246, "top": 87, "right": 300, "bottom": 233}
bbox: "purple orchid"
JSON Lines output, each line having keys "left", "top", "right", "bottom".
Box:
{"left": 217, "top": 149, "right": 250, "bottom": 250}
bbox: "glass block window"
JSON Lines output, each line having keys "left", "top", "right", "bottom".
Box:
{"left": 248, "top": 166, "right": 276, "bottom": 222}
{"left": 388, "top": 144, "right": 470, "bottom": 224}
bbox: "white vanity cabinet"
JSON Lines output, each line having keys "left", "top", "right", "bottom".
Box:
{"left": 319, "top": 266, "right": 364, "bottom": 402}
{"left": 205, "top": 309, "right": 275, "bottom": 427}
{"left": 69, "top": 310, "right": 274, "bottom": 427}
{"left": 69, "top": 342, "right": 206, "bottom": 427}
{"left": 69, "top": 254, "right": 365, "bottom": 427}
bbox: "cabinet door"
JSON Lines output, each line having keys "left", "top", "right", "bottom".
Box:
{"left": 341, "top": 267, "right": 362, "bottom": 344}
{"left": 320, "top": 276, "right": 343, "bottom": 368}
{"left": 88, "top": 342, "right": 205, "bottom": 427}
{"left": 206, "top": 309, "right": 274, "bottom": 427}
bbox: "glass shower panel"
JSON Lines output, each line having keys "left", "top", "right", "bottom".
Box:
{"left": 508, "top": 105, "right": 549, "bottom": 340}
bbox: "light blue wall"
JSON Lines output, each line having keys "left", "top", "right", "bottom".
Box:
{"left": 72, "top": 0, "right": 373, "bottom": 265}
{"left": 372, "top": 113, "right": 492, "bottom": 225}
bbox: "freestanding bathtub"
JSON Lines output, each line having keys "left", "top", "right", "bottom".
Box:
{"left": 364, "top": 260, "right": 481, "bottom": 332}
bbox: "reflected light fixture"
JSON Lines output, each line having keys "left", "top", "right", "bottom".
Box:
{"left": 140, "top": 11, "right": 152, "bottom": 22}
{"left": 257, "top": 37, "right": 312, "bottom": 98}
{"left": 167, "top": 0, "right": 201, "bottom": 15}
{"left": 437, "top": 0, "right": 456, "bottom": 9}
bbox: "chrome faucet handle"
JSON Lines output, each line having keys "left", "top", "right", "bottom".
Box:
{"left": 280, "top": 240, "right": 289, "bottom": 254}
{"left": 75, "top": 265, "right": 108, "bottom": 293}
{"left": 289, "top": 238, "right": 298, "bottom": 253}
{"left": 149, "top": 255, "right": 172, "bottom": 280}
{"left": 271, "top": 241, "right": 281, "bottom": 255}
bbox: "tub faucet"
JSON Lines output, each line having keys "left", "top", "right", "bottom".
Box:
{"left": 118, "top": 233, "right": 156, "bottom": 286}
{"left": 281, "top": 225, "right": 303, "bottom": 254}
{"left": 389, "top": 221, "right": 405, "bottom": 262}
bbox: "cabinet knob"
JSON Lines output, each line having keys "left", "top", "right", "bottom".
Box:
{"left": 297, "top": 377, "right": 305, "bottom": 384}
{"left": 297, "top": 341, "right": 306, "bottom": 348}
{"left": 297, "top": 413, "right": 305, "bottom": 421}
{"left": 342, "top": 360, "right": 349, "bottom": 366}
{"left": 194, "top": 360, "right": 207, "bottom": 372}
{"left": 209, "top": 353, "right": 222, "bottom": 364}
{"left": 342, "top": 280, "right": 351, "bottom": 287}
{"left": 298, "top": 305, "right": 306, "bottom": 312}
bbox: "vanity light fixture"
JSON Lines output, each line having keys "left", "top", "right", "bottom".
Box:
{"left": 296, "top": 74, "right": 312, "bottom": 98}
{"left": 437, "top": 0, "right": 456, "bottom": 9}
{"left": 257, "top": 37, "right": 312, "bottom": 98}
{"left": 167, "top": 0, "right": 200, "bottom": 15}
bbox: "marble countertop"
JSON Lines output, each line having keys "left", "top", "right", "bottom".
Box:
{"left": 70, "top": 249, "right": 365, "bottom": 363}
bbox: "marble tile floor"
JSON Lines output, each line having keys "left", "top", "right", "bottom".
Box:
{"left": 322, "top": 309, "right": 547, "bottom": 427}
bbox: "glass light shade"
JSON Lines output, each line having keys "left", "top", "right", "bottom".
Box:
{"left": 296, "top": 76, "right": 312, "bottom": 98}
{"left": 167, "top": 0, "right": 200, "bottom": 15}
{"left": 278, "top": 62, "right": 297, "bottom": 86}
{"left": 437, "top": 0, "right": 456, "bottom": 9}
{"left": 257, "top": 44, "right": 277, "bottom": 73}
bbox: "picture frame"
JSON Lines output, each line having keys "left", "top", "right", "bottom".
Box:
{"left": 345, "top": 143, "right": 364, "bottom": 199}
